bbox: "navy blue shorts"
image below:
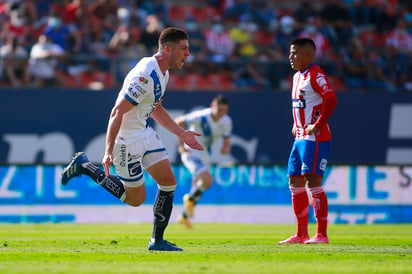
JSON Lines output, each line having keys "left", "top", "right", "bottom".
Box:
{"left": 287, "top": 139, "right": 330, "bottom": 177}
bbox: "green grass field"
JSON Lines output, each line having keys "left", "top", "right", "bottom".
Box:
{"left": 0, "top": 223, "right": 411, "bottom": 274}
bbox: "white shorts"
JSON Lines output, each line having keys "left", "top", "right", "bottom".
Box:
{"left": 181, "top": 149, "right": 210, "bottom": 178}
{"left": 113, "top": 127, "right": 168, "bottom": 187}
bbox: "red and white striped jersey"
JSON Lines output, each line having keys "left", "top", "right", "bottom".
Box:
{"left": 291, "top": 64, "right": 336, "bottom": 141}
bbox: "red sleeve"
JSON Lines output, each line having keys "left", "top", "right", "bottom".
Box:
{"left": 310, "top": 70, "right": 337, "bottom": 129}
{"left": 313, "top": 94, "right": 337, "bottom": 129}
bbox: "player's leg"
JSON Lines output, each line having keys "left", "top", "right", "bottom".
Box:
{"left": 279, "top": 140, "right": 310, "bottom": 244}
{"left": 145, "top": 158, "right": 182, "bottom": 251}
{"left": 304, "top": 141, "right": 330, "bottom": 244}
{"left": 61, "top": 152, "right": 127, "bottom": 202}
{"left": 180, "top": 153, "right": 210, "bottom": 220}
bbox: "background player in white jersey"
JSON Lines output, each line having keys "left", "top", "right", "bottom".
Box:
{"left": 175, "top": 95, "right": 232, "bottom": 229}
{"left": 279, "top": 38, "right": 337, "bottom": 244}
{"left": 61, "top": 27, "right": 203, "bottom": 251}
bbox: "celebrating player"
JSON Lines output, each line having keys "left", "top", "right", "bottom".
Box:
{"left": 61, "top": 27, "right": 203, "bottom": 251}
{"left": 176, "top": 95, "right": 232, "bottom": 229}
{"left": 279, "top": 37, "right": 337, "bottom": 244}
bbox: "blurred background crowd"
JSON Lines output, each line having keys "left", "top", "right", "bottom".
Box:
{"left": 0, "top": 0, "right": 411, "bottom": 92}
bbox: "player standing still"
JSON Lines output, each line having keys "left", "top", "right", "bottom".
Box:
{"left": 61, "top": 27, "right": 203, "bottom": 251}
{"left": 279, "top": 37, "right": 337, "bottom": 244}
{"left": 175, "top": 95, "right": 232, "bottom": 229}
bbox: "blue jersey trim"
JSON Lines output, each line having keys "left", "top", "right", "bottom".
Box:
{"left": 124, "top": 93, "right": 138, "bottom": 105}
{"left": 149, "top": 70, "right": 162, "bottom": 103}
{"left": 143, "top": 148, "right": 166, "bottom": 156}
{"left": 118, "top": 173, "right": 144, "bottom": 182}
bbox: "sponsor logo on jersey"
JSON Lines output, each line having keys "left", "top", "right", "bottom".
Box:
{"left": 128, "top": 81, "right": 146, "bottom": 99}
{"left": 301, "top": 162, "right": 309, "bottom": 172}
{"left": 292, "top": 99, "right": 306, "bottom": 108}
{"left": 128, "top": 161, "right": 142, "bottom": 177}
{"left": 316, "top": 73, "right": 331, "bottom": 92}
{"left": 139, "top": 76, "right": 148, "bottom": 84}
{"left": 120, "top": 144, "right": 126, "bottom": 167}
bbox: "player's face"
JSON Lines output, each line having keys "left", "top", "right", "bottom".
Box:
{"left": 211, "top": 102, "right": 228, "bottom": 121}
{"left": 170, "top": 40, "right": 190, "bottom": 70}
{"left": 289, "top": 44, "right": 304, "bottom": 71}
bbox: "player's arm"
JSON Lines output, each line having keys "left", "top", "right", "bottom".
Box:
{"left": 305, "top": 75, "right": 338, "bottom": 135}
{"left": 174, "top": 115, "right": 188, "bottom": 154}
{"left": 102, "top": 96, "right": 134, "bottom": 177}
{"left": 220, "top": 136, "right": 231, "bottom": 154}
{"left": 151, "top": 101, "right": 203, "bottom": 151}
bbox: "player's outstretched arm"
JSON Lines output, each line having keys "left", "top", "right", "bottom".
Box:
{"left": 151, "top": 101, "right": 203, "bottom": 151}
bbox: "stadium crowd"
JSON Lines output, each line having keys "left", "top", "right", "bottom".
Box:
{"left": 0, "top": 0, "right": 411, "bottom": 92}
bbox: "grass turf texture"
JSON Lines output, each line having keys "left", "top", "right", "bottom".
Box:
{"left": 0, "top": 223, "right": 411, "bottom": 274}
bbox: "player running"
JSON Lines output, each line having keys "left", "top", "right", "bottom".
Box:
{"left": 176, "top": 95, "right": 232, "bottom": 229}
{"left": 61, "top": 27, "right": 203, "bottom": 251}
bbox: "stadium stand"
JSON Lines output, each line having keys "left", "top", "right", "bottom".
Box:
{"left": 0, "top": 0, "right": 411, "bottom": 93}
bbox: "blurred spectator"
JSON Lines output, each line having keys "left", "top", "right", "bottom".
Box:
{"left": 183, "top": 17, "right": 207, "bottom": 62}
{"left": 109, "top": 23, "right": 145, "bottom": 80}
{"left": 0, "top": 36, "right": 29, "bottom": 86}
{"left": 203, "top": 16, "right": 233, "bottom": 63}
{"left": 269, "top": 16, "right": 298, "bottom": 60}
{"left": 223, "top": 0, "right": 251, "bottom": 20}
{"left": 342, "top": 36, "right": 379, "bottom": 91}
{"left": 384, "top": 19, "right": 412, "bottom": 53}
{"left": 0, "top": 6, "right": 30, "bottom": 45}
{"left": 140, "top": 14, "right": 163, "bottom": 54}
{"left": 319, "top": 0, "right": 354, "bottom": 52}
{"left": 62, "top": 0, "right": 86, "bottom": 27}
{"left": 298, "top": 17, "right": 332, "bottom": 61}
{"left": 138, "top": 0, "right": 169, "bottom": 26}
{"left": 404, "top": 5, "right": 412, "bottom": 34}
{"left": 225, "top": 50, "right": 270, "bottom": 91}
{"left": 29, "top": 34, "right": 66, "bottom": 87}
{"left": 229, "top": 14, "right": 257, "bottom": 59}
{"left": 250, "top": 1, "right": 277, "bottom": 28}
{"left": 293, "top": 1, "right": 319, "bottom": 32}
{"left": 43, "top": 14, "right": 82, "bottom": 53}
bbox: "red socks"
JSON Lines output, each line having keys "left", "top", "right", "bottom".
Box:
{"left": 309, "top": 186, "right": 328, "bottom": 236}
{"left": 291, "top": 186, "right": 328, "bottom": 237}
{"left": 290, "top": 187, "right": 309, "bottom": 237}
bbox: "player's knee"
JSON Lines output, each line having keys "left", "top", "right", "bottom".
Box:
{"left": 127, "top": 196, "right": 146, "bottom": 207}
{"left": 125, "top": 188, "right": 146, "bottom": 207}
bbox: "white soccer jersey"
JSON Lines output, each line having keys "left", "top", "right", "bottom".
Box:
{"left": 115, "top": 56, "right": 169, "bottom": 144}
{"left": 183, "top": 108, "right": 232, "bottom": 152}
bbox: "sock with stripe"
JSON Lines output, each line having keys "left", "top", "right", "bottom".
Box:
{"left": 151, "top": 186, "right": 175, "bottom": 243}
{"left": 290, "top": 186, "right": 309, "bottom": 237}
{"left": 81, "top": 162, "right": 126, "bottom": 201}
{"left": 309, "top": 186, "right": 328, "bottom": 236}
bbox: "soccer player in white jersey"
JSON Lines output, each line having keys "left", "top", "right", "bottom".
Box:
{"left": 175, "top": 95, "right": 232, "bottom": 229}
{"left": 279, "top": 38, "right": 337, "bottom": 244}
{"left": 61, "top": 27, "right": 203, "bottom": 251}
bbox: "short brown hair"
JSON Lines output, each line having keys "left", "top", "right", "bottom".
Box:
{"left": 158, "top": 27, "right": 189, "bottom": 47}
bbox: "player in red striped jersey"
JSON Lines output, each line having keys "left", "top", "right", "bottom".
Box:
{"left": 279, "top": 38, "right": 337, "bottom": 244}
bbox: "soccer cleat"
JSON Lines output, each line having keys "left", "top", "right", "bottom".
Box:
{"left": 278, "top": 234, "right": 310, "bottom": 244}
{"left": 183, "top": 194, "right": 195, "bottom": 217}
{"left": 178, "top": 214, "right": 192, "bottom": 229}
{"left": 148, "top": 240, "right": 183, "bottom": 251}
{"left": 61, "top": 152, "right": 89, "bottom": 185}
{"left": 304, "top": 233, "right": 329, "bottom": 244}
